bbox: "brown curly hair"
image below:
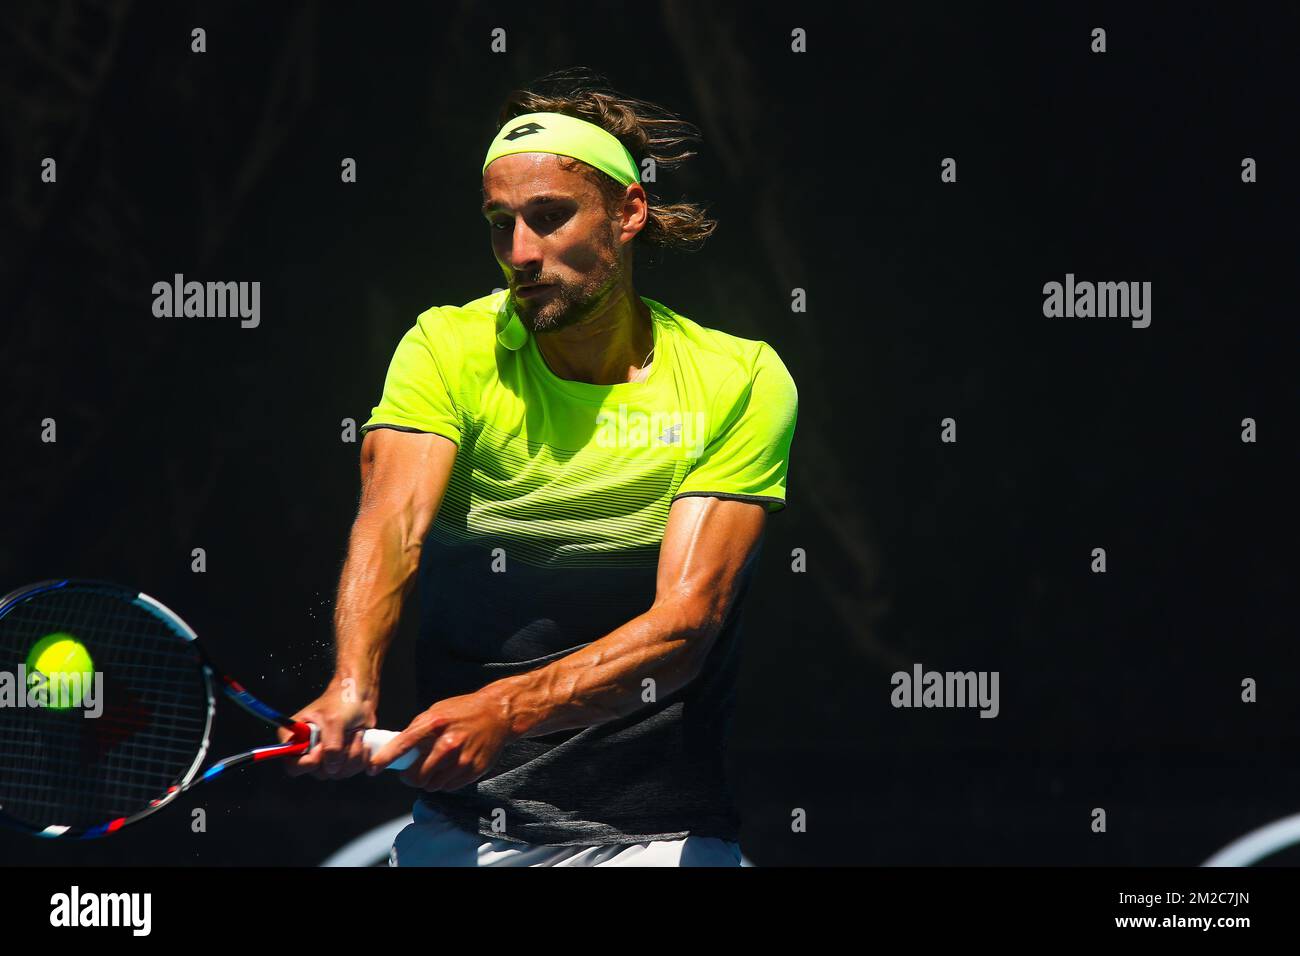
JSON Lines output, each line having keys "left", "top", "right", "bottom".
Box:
{"left": 490, "top": 67, "right": 718, "bottom": 253}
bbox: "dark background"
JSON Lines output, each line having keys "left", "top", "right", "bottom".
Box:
{"left": 1, "top": 1, "right": 1295, "bottom": 866}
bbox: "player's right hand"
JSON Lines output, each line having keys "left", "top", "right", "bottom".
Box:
{"left": 282, "top": 677, "right": 377, "bottom": 780}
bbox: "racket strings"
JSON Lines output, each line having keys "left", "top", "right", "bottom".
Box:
{"left": 0, "top": 584, "right": 210, "bottom": 831}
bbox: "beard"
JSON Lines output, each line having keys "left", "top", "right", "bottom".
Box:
{"left": 514, "top": 280, "right": 593, "bottom": 334}
{"left": 514, "top": 235, "right": 623, "bottom": 335}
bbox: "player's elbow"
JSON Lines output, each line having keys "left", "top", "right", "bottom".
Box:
{"left": 656, "top": 590, "right": 729, "bottom": 676}
{"left": 347, "top": 506, "right": 428, "bottom": 586}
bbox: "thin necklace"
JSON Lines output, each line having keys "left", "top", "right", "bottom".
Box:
{"left": 632, "top": 341, "right": 655, "bottom": 382}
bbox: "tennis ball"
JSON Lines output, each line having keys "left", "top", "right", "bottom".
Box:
{"left": 26, "top": 632, "right": 95, "bottom": 710}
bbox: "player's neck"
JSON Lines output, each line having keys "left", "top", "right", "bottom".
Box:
{"left": 535, "top": 286, "right": 655, "bottom": 386}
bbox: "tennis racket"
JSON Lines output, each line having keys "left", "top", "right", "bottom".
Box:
{"left": 0, "top": 578, "right": 415, "bottom": 840}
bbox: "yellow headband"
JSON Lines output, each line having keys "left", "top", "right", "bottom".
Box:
{"left": 482, "top": 111, "right": 640, "bottom": 187}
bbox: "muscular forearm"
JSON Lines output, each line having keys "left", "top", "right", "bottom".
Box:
{"left": 481, "top": 599, "right": 717, "bottom": 740}
{"left": 330, "top": 510, "right": 422, "bottom": 693}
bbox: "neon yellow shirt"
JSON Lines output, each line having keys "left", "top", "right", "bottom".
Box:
{"left": 361, "top": 289, "right": 798, "bottom": 568}
{"left": 360, "top": 288, "right": 797, "bottom": 844}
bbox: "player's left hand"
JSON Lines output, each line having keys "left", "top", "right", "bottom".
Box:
{"left": 366, "top": 690, "right": 514, "bottom": 791}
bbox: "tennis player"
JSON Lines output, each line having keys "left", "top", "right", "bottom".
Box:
{"left": 287, "top": 71, "right": 798, "bottom": 867}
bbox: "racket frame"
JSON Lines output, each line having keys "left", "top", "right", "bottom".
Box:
{"left": 0, "top": 579, "right": 319, "bottom": 840}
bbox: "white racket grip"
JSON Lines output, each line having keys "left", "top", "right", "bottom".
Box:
{"left": 361, "top": 728, "right": 417, "bottom": 771}
{"left": 302, "top": 723, "right": 415, "bottom": 771}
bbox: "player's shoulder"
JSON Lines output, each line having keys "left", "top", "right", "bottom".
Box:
{"left": 413, "top": 289, "right": 506, "bottom": 350}
{"left": 651, "top": 296, "right": 796, "bottom": 399}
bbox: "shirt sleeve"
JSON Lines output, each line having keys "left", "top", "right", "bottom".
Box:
{"left": 672, "top": 342, "right": 798, "bottom": 513}
{"left": 359, "top": 309, "right": 462, "bottom": 445}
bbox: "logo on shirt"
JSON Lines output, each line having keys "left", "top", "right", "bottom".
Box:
{"left": 595, "top": 405, "right": 707, "bottom": 459}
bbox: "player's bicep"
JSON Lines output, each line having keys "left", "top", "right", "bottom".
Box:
{"left": 653, "top": 495, "right": 767, "bottom": 639}
{"left": 358, "top": 427, "right": 457, "bottom": 546}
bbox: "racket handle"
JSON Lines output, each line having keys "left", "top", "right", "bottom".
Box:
{"left": 302, "top": 723, "right": 416, "bottom": 771}
{"left": 361, "top": 729, "right": 417, "bottom": 771}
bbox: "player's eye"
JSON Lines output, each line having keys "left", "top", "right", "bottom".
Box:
{"left": 489, "top": 209, "right": 566, "bottom": 231}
